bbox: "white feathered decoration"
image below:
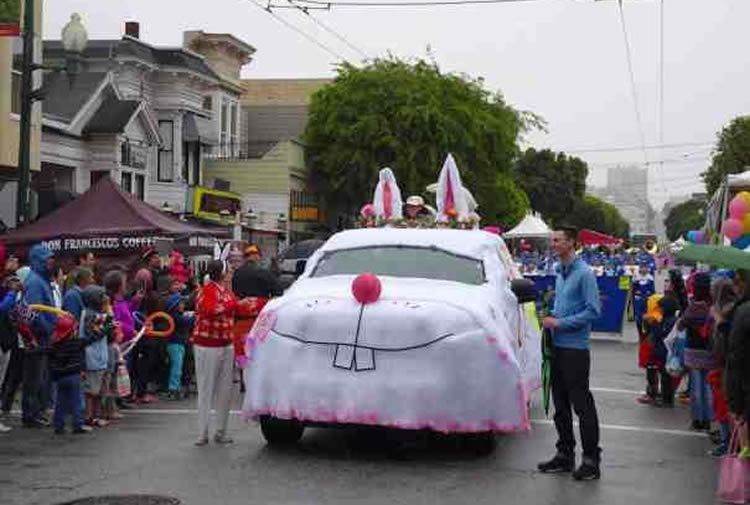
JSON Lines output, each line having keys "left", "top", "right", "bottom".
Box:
{"left": 436, "top": 154, "right": 471, "bottom": 221}
{"left": 372, "top": 167, "right": 403, "bottom": 220}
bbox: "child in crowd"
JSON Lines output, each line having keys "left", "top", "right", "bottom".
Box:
{"left": 165, "top": 293, "right": 194, "bottom": 401}
{"left": 639, "top": 294, "right": 678, "bottom": 406}
{"left": 81, "top": 285, "right": 113, "bottom": 428}
{"left": 101, "top": 294, "right": 124, "bottom": 421}
{"left": 49, "top": 313, "right": 106, "bottom": 434}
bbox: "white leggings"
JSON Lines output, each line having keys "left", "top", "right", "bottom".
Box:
{"left": 194, "top": 345, "right": 234, "bottom": 438}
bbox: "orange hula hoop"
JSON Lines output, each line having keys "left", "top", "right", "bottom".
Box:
{"left": 144, "top": 311, "right": 175, "bottom": 338}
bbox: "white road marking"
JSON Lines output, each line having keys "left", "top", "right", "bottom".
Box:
{"left": 123, "top": 409, "right": 705, "bottom": 438}
{"left": 531, "top": 419, "right": 704, "bottom": 438}
{"left": 590, "top": 387, "right": 642, "bottom": 395}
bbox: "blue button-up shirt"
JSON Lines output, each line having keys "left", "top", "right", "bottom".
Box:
{"left": 552, "top": 257, "right": 602, "bottom": 350}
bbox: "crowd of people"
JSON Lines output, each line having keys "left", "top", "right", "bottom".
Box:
{"left": 634, "top": 265, "right": 750, "bottom": 459}
{"left": 0, "top": 242, "right": 282, "bottom": 442}
{"left": 514, "top": 240, "right": 660, "bottom": 278}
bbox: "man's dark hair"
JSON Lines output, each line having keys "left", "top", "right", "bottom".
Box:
{"left": 76, "top": 250, "right": 93, "bottom": 265}
{"left": 556, "top": 225, "right": 578, "bottom": 243}
{"left": 207, "top": 260, "right": 225, "bottom": 282}
{"left": 103, "top": 270, "right": 125, "bottom": 298}
{"left": 72, "top": 267, "right": 93, "bottom": 287}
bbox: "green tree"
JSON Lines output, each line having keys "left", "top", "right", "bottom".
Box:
{"left": 569, "top": 195, "right": 630, "bottom": 239}
{"left": 513, "top": 148, "right": 588, "bottom": 227}
{"left": 664, "top": 199, "right": 705, "bottom": 242}
{"left": 304, "top": 57, "right": 539, "bottom": 224}
{"left": 702, "top": 116, "right": 750, "bottom": 196}
{"left": 492, "top": 173, "right": 529, "bottom": 229}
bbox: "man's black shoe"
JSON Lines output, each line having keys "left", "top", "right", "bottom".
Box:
{"left": 22, "top": 418, "right": 47, "bottom": 428}
{"left": 573, "top": 463, "right": 600, "bottom": 481}
{"left": 537, "top": 456, "right": 574, "bottom": 473}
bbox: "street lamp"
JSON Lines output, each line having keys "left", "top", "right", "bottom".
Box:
{"left": 15, "top": 10, "right": 88, "bottom": 227}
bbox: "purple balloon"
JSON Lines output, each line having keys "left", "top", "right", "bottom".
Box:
{"left": 694, "top": 230, "right": 706, "bottom": 244}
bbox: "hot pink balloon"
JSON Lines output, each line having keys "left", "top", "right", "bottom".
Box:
{"left": 352, "top": 272, "right": 382, "bottom": 304}
{"left": 723, "top": 218, "right": 744, "bottom": 241}
{"left": 729, "top": 196, "right": 749, "bottom": 219}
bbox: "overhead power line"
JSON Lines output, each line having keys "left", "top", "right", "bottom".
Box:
{"left": 615, "top": 0, "right": 649, "bottom": 167}
{"left": 285, "top": 0, "right": 370, "bottom": 60}
{"left": 562, "top": 141, "right": 713, "bottom": 154}
{"left": 244, "top": 0, "right": 349, "bottom": 62}
{"left": 291, "top": 0, "right": 538, "bottom": 7}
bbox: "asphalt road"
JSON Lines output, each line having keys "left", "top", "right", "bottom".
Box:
{"left": 1, "top": 339, "right": 720, "bottom": 505}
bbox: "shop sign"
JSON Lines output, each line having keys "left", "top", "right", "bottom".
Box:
{"left": 41, "top": 236, "right": 170, "bottom": 253}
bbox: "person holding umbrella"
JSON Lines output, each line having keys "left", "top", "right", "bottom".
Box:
{"left": 538, "top": 226, "right": 602, "bottom": 481}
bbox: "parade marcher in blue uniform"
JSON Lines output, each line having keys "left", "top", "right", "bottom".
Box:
{"left": 632, "top": 262, "right": 655, "bottom": 338}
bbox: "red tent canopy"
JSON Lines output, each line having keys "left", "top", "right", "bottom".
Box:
{"left": 1, "top": 177, "right": 225, "bottom": 254}
{"left": 577, "top": 229, "right": 623, "bottom": 247}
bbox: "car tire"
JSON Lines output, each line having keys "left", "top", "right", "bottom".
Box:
{"left": 461, "top": 432, "right": 497, "bottom": 456}
{"left": 259, "top": 415, "right": 304, "bottom": 446}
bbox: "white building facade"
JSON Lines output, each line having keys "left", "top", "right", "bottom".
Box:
{"left": 38, "top": 23, "right": 253, "bottom": 216}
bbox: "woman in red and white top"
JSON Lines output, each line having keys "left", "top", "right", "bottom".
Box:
{"left": 192, "top": 260, "right": 238, "bottom": 446}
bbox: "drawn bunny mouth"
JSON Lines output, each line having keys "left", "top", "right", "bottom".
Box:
{"left": 270, "top": 329, "right": 455, "bottom": 371}
{"left": 270, "top": 303, "right": 455, "bottom": 371}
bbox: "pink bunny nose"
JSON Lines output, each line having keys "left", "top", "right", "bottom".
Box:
{"left": 352, "top": 272, "right": 382, "bottom": 304}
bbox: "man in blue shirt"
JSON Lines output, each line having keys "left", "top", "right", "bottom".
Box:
{"left": 538, "top": 226, "right": 602, "bottom": 481}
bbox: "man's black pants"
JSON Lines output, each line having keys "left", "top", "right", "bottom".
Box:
{"left": 551, "top": 347, "right": 601, "bottom": 463}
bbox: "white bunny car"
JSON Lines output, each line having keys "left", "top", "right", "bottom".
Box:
{"left": 242, "top": 227, "right": 541, "bottom": 449}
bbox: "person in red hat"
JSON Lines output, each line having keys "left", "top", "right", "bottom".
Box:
{"left": 49, "top": 313, "right": 107, "bottom": 434}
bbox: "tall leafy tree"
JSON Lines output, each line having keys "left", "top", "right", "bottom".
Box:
{"left": 513, "top": 148, "right": 588, "bottom": 227}
{"left": 664, "top": 199, "right": 705, "bottom": 242}
{"left": 304, "top": 57, "right": 539, "bottom": 224}
{"left": 702, "top": 116, "right": 750, "bottom": 196}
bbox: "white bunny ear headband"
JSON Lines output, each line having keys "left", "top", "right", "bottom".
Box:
{"left": 372, "top": 167, "right": 404, "bottom": 220}
{"left": 213, "top": 242, "right": 232, "bottom": 272}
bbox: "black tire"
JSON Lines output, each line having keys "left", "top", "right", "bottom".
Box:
{"left": 259, "top": 415, "right": 304, "bottom": 446}
{"left": 461, "top": 432, "right": 497, "bottom": 456}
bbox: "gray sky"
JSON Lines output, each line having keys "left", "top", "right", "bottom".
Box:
{"left": 44, "top": 0, "right": 750, "bottom": 210}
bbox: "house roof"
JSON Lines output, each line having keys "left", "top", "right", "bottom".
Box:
{"left": 84, "top": 97, "right": 141, "bottom": 134}
{"left": 44, "top": 37, "right": 219, "bottom": 80}
{"left": 42, "top": 72, "right": 109, "bottom": 123}
{"left": 1, "top": 177, "right": 221, "bottom": 246}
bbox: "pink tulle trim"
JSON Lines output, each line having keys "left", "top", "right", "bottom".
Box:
{"left": 242, "top": 404, "right": 531, "bottom": 434}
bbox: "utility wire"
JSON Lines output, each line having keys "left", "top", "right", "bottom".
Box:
{"left": 292, "top": 0, "right": 539, "bottom": 7}
{"left": 244, "top": 0, "right": 349, "bottom": 62}
{"left": 656, "top": 0, "right": 667, "bottom": 195}
{"left": 615, "top": 0, "right": 649, "bottom": 167}
{"left": 286, "top": 0, "right": 370, "bottom": 60}
{"left": 561, "top": 141, "right": 712, "bottom": 154}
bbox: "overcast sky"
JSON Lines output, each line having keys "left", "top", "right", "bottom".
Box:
{"left": 44, "top": 0, "right": 750, "bottom": 210}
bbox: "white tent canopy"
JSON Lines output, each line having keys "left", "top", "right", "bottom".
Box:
{"left": 503, "top": 213, "right": 551, "bottom": 239}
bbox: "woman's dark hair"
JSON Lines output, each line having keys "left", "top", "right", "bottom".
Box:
{"left": 693, "top": 272, "right": 712, "bottom": 303}
{"left": 103, "top": 270, "right": 125, "bottom": 298}
{"left": 207, "top": 260, "right": 224, "bottom": 283}
{"left": 668, "top": 269, "right": 688, "bottom": 311}
{"left": 659, "top": 294, "right": 678, "bottom": 319}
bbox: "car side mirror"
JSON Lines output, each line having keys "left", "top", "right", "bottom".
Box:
{"left": 511, "top": 278, "right": 536, "bottom": 304}
{"left": 295, "top": 259, "right": 307, "bottom": 276}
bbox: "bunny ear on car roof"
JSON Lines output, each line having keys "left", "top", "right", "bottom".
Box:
{"left": 372, "top": 168, "right": 403, "bottom": 221}
{"left": 436, "top": 154, "right": 471, "bottom": 222}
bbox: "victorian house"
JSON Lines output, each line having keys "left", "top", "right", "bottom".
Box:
{"left": 38, "top": 23, "right": 254, "bottom": 217}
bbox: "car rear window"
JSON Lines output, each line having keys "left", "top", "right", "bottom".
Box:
{"left": 311, "top": 246, "right": 485, "bottom": 285}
